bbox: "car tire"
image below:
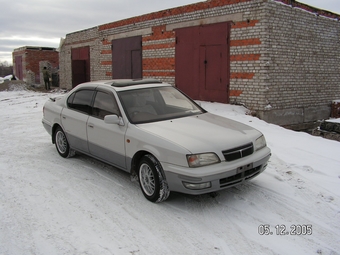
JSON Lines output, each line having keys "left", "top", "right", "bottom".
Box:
{"left": 54, "top": 126, "right": 75, "bottom": 158}
{"left": 138, "top": 154, "right": 170, "bottom": 203}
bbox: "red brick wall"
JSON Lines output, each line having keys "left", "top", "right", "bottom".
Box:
{"left": 13, "top": 48, "right": 59, "bottom": 83}
{"left": 229, "top": 20, "right": 261, "bottom": 97}
{"left": 26, "top": 49, "right": 59, "bottom": 75}
{"left": 99, "top": 0, "right": 257, "bottom": 83}
{"left": 98, "top": 0, "right": 253, "bottom": 31}
{"left": 99, "top": 12, "right": 262, "bottom": 98}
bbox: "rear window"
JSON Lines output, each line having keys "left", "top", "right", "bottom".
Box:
{"left": 67, "top": 90, "right": 95, "bottom": 114}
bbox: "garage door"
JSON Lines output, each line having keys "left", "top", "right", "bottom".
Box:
{"left": 175, "top": 22, "right": 230, "bottom": 103}
{"left": 112, "top": 36, "right": 142, "bottom": 79}
{"left": 71, "top": 47, "right": 90, "bottom": 88}
{"left": 15, "top": 56, "right": 23, "bottom": 80}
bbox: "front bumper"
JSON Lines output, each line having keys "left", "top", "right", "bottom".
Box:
{"left": 163, "top": 147, "right": 271, "bottom": 195}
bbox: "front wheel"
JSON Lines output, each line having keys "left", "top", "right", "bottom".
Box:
{"left": 138, "top": 155, "right": 170, "bottom": 203}
{"left": 54, "top": 126, "right": 75, "bottom": 158}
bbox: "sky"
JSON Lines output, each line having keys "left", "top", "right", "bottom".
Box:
{"left": 0, "top": 0, "right": 339, "bottom": 64}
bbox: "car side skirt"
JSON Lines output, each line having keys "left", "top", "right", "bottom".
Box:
{"left": 87, "top": 141, "right": 127, "bottom": 170}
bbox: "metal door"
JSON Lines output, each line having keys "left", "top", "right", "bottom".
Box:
{"left": 72, "top": 60, "right": 87, "bottom": 87}
{"left": 15, "top": 56, "right": 23, "bottom": 80}
{"left": 71, "top": 47, "right": 90, "bottom": 88}
{"left": 175, "top": 22, "right": 230, "bottom": 103}
{"left": 199, "top": 44, "right": 228, "bottom": 102}
{"left": 175, "top": 27, "right": 200, "bottom": 99}
{"left": 131, "top": 49, "right": 142, "bottom": 79}
{"left": 112, "top": 36, "right": 142, "bottom": 79}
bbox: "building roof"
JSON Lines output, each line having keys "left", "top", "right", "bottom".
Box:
{"left": 13, "top": 46, "right": 57, "bottom": 52}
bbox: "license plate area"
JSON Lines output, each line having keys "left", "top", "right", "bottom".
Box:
{"left": 237, "top": 163, "right": 253, "bottom": 174}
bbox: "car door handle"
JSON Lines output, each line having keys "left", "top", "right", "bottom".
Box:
{"left": 88, "top": 124, "right": 94, "bottom": 128}
{"left": 62, "top": 116, "right": 66, "bottom": 119}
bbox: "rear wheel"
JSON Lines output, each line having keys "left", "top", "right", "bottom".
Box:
{"left": 54, "top": 126, "right": 75, "bottom": 158}
{"left": 138, "top": 154, "right": 170, "bottom": 203}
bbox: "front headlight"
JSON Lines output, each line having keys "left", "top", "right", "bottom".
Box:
{"left": 255, "top": 135, "right": 267, "bottom": 151}
{"left": 187, "top": 153, "right": 220, "bottom": 168}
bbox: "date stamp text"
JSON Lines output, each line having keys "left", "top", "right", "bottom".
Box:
{"left": 258, "top": 224, "right": 312, "bottom": 235}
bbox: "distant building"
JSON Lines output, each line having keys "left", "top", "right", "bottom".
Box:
{"left": 59, "top": 0, "right": 340, "bottom": 129}
{"left": 12, "top": 46, "right": 59, "bottom": 86}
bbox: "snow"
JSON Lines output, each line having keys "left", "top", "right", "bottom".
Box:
{"left": 1, "top": 88, "right": 339, "bottom": 255}
{"left": 327, "top": 118, "right": 340, "bottom": 124}
{"left": 0, "top": 75, "right": 16, "bottom": 84}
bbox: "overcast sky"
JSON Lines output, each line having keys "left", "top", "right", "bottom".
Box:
{"left": 1, "top": 0, "right": 339, "bottom": 64}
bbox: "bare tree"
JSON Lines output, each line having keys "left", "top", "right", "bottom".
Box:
{"left": 0, "top": 61, "right": 13, "bottom": 77}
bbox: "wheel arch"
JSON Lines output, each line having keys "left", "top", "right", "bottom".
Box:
{"left": 130, "top": 150, "right": 152, "bottom": 176}
{"left": 130, "top": 150, "right": 167, "bottom": 177}
{"left": 51, "top": 123, "right": 62, "bottom": 144}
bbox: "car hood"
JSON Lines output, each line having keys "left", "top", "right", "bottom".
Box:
{"left": 137, "top": 113, "right": 262, "bottom": 154}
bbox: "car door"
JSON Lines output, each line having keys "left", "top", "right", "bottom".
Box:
{"left": 87, "top": 90, "right": 127, "bottom": 170}
{"left": 61, "top": 89, "right": 95, "bottom": 153}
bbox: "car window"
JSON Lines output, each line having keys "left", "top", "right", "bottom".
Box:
{"left": 159, "top": 89, "right": 194, "bottom": 109}
{"left": 118, "top": 86, "right": 204, "bottom": 124}
{"left": 92, "top": 91, "right": 120, "bottom": 119}
{"left": 67, "top": 90, "right": 94, "bottom": 115}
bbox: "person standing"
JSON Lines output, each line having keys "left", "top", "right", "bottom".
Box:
{"left": 42, "top": 67, "right": 51, "bottom": 90}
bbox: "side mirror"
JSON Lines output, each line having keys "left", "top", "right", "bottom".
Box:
{"left": 104, "top": 115, "right": 124, "bottom": 126}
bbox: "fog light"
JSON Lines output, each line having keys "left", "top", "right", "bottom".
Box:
{"left": 183, "top": 181, "right": 211, "bottom": 190}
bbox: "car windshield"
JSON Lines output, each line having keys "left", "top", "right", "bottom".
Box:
{"left": 118, "top": 86, "right": 205, "bottom": 124}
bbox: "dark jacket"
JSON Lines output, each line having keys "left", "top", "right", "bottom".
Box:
{"left": 42, "top": 69, "right": 50, "bottom": 80}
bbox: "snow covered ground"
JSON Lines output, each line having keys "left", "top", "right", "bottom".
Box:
{"left": 0, "top": 88, "right": 339, "bottom": 255}
{"left": 0, "top": 75, "right": 16, "bottom": 84}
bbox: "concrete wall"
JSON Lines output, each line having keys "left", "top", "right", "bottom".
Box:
{"left": 59, "top": 0, "right": 340, "bottom": 127}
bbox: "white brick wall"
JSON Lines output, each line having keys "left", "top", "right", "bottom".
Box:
{"left": 59, "top": 0, "right": 340, "bottom": 126}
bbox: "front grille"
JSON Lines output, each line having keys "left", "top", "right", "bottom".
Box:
{"left": 222, "top": 143, "right": 253, "bottom": 162}
{"left": 219, "top": 165, "right": 262, "bottom": 187}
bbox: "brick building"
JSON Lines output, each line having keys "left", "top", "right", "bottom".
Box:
{"left": 59, "top": 0, "right": 340, "bottom": 128}
{"left": 12, "top": 46, "right": 59, "bottom": 86}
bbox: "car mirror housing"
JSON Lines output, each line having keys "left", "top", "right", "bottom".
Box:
{"left": 104, "top": 115, "right": 124, "bottom": 126}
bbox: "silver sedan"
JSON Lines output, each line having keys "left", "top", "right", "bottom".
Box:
{"left": 42, "top": 79, "right": 271, "bottom": 202}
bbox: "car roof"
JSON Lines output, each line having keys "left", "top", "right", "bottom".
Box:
{"left": 108, "top": 79, "right": 162, "bottom": 87}
{"left": 75, "top": 79, "right": 170, "bottom": 92}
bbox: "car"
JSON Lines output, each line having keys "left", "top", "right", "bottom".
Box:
{"left": 42, "top": 79, "right": 271, "bottom": 202}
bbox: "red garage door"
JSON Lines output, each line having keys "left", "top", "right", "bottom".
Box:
{"left": 175, "top": 22, "right": 230, "bottom": 103}
{"left": 111, "top": 36, "right": 142, "bottom": 79}
{"left": 15, "top": 56, "right": 23, "bottom": 80}
{"left": 71, "top": 47, "right": 90, "bottom": 88}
